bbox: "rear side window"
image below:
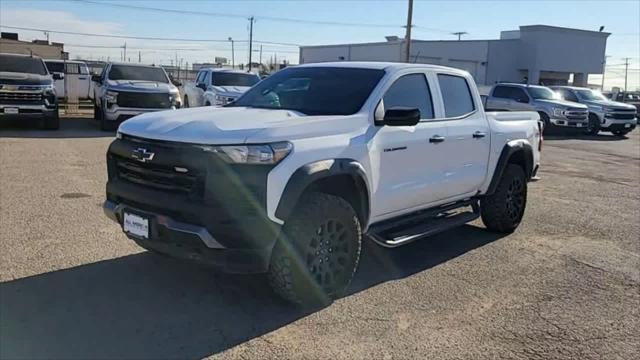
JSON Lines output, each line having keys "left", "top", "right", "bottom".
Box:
{"left": 493, "top": 85, "right": 527, "bottom": 101}
{"left": 492, "top": 85, "right": 510, "bottom": 98}
{"left": 383, "top": 73, "right": 434, "bottom": 119}
{"left": 65, "top": 63, "right": 80, "bottom": 74}
{"left": 45, "top": 61, "right": 65, "bottom": 74}
{"left": 438, "top": 74, "right": 475, "bottom": 118}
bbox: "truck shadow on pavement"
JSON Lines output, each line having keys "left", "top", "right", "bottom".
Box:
{"left": 1, "top": 225, "right": 504, "bottom": 359}
{"left": 0, "top": 117, "right": 114, "bottom": 139}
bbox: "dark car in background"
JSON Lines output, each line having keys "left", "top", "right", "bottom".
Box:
{"left": 0, "top": 53, "right": 60, "bottom": 130}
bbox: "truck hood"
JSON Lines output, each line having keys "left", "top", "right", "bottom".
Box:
{"left": 209, "top": 85, "right": 251, "bottom": 97}
{"left": 118, "top": 106, "right": 366, "bottom": 145}
{"left": 536, "top": 99, "right": 588, "bottom": 109}
{"left": 106, "top": 80, "right": 177, "bottom": 93}
{"left": 0, "top": 72, "right": 52, "bottom": 85}
{"left": 580, "top": 99, "right": 636, "bottom": 111}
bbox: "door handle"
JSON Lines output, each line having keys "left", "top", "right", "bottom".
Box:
{"left": 429, "top": 135, "right": 446, "bottom": 143}
{"left": 473, "top": 131, "right": 487, "bottom": 138}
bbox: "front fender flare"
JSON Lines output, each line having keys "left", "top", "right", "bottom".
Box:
{"left": 274, "top": 159, "right": 370, "bottom": 225}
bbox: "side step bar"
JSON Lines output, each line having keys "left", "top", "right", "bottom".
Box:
{"left": 366, "top": 199, "right": 480, "bottom": 248}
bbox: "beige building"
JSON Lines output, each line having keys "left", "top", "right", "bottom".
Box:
{"left": 0, "top": 32, "right": 68, "bottom": 60}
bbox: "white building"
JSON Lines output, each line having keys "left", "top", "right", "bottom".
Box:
{"left": 300, "top": 25, "right": 609, "bottom": 89}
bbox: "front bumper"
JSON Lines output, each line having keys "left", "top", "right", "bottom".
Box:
{"left": 549, "top": 116, "right": 588, "bottom": 128}
{"left": 0, "top": 104, "right": 57, "bottom": 118}
{"left": 103, "top": 104, "right": 175, "bottom": 122}
{"left": 600, "top": 115, "right": 637, "bottom": 129}
{"left": 103, "top": 199, "right": 276, "bottom": 273}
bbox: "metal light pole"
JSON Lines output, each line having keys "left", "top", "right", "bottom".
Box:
{"left": 228, "top": 37, "right": 235, "bottom": 68}
{"left": 248, "top": 16, "right": 255, "bottom": 72}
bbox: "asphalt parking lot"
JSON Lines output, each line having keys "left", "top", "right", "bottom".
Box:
{"left": 1, "top": 116, "right": 639, "bottom": 360}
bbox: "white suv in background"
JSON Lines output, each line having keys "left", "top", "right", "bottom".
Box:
{"left": 182, "top": 68, "right": 260, "bottom": 107}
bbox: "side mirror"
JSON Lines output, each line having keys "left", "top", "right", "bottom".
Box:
{"left": 52, "top": 72, "right": 64, "bottom": 80}
{"left": 91, "top": 74, "right": 102, "bottom": 83}
{"left": 383, "top": 107, "right": 421, "bottom": 126}
{"left": 197, "top": 83, "right": 207, "bottom": 91}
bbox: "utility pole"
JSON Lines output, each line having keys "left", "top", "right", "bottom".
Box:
{"left": 138, "top": 51, "right": 141, "bottom": 63}
{"left": 452, "top": 31, "right": 468, "bottom": 40}
{"left": 123, "top": 42, "right": 127, "bottom": 62}
{"left": 622, "top": 57, "right": 631, "bottom": 92}
{"left": 259, "top": 45, "right": 263, "bottom": 67}
{"left": 248, "top": 16, "right": 255, "bottom": 72}
{"left": 601, "top": 55, "right": 610, "bottom": 90}
{"left": 403, "top": 0, "right": 414, "bottom": 63}
{"left": 228, "top": 37, "right": 235, "bottom": 68}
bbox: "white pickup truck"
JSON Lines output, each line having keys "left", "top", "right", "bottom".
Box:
{"left": 181, "top": 68, "right": 260, "bottom": 107}
{"left": 103, "top": 62, "right": 541, "bottom": 306}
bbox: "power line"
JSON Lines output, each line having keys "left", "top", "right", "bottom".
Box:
{"left": 0, "top": 25, "right": 301, "bottom": 47}
{"left": 75, "top": 0, "right": 403, "bottom": 29}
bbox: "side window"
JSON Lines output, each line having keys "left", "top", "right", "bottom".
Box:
{"left": 383, "top": 73, "right": 434, "bottom": 119}
{"left": 492, "top": 86, "right": 510, "bottom": 98}
{"left": 45, "top": 61, "right": 64, "bottom": 74}
{"left": 205, "top": 71, "right": 212, "bottom": 85}
{"left": 65, "top": 63, "right": 80, "bottom": 74}
{"left": 195, "top": 71, "right": 206, "bottom": 84}
{"left": 438, "top": 74, "right": 475, "bottom": 118}
{"left": 511, "top": 88, "right": 528, "bottom": 101}
{"left": 79, "top": 64, "right": 89, "bottom": 75}
{"left": 559, "top": 89, "right": 578, "bottom": 102}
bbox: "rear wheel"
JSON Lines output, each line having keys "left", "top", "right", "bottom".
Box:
{"left": 268, "top": 192, "right": 362, "bottom": 307}
{"left": 585, "top": 113, "right": 600, "bottom": 135}
{"left": 481, "top": 164, "right": 527, "bottom": 233}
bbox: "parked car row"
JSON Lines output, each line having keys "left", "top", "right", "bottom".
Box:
{"left": 484, "top": 83, "right": 637, "bottom": 136}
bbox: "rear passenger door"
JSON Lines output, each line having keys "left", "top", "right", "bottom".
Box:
{"left": 372, "top": 72, "right": 451, "bottom": 217}
{"left": 435, "top": 73, "right": 490, "bottom": 197}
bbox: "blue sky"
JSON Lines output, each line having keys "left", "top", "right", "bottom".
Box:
{"left": 1, "top": 0, "right": 639, "bottom": 89}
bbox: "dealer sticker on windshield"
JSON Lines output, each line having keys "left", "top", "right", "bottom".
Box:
{"left": 123, "top": 212, "right": 149, "bottom": 239}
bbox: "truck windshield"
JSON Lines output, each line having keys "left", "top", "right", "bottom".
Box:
{"left": 0, "top": 55, "right": 48, "bottom": 75}
{"left": 527, "top": 87, "right": 558, "bottom": 100}
{"left": 212, "top": 73, "right": 260, "bottom": 87}
{"left": 108, "top": 65, "right": 168, "bottom": 83}
{"left": 576, "top": 89, "right": 607, "bottom": 101}
{"left": 230, "top": 67, "right": 385, "bottom": 115}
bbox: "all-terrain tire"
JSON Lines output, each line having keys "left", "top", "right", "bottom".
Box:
{"left": 481, "top": 164, "right": 527, "bottom": 233}
{"left": 268, "top": 192, "right": 362, "bottom": 307}
{"left": 99, "top": 105, "right": 115, "bottom": 131}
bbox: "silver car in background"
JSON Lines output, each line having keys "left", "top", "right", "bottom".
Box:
{"left": 551, "top": 86, "right": 637, "bottom": 136}
{"left": 485, "top": 83, "right": 588, "bottom": 133}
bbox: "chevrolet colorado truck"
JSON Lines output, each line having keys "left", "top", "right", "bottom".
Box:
{"left": 92, "top": 62, "right": 181, "bottom": 131}
{"left": 0, "top": 53, "right": 60, "bottom": 130}
{"left": 182, "top": 68, "right": 260, "bottom": 107}
{"left": 485, "top": 83, "right": 588, "bottom": 133}
{"left": 551, "top": 86, "right": 637, "bottom": 135}
{"left": 103, "top": 62, "right": 541, "bottom": 306}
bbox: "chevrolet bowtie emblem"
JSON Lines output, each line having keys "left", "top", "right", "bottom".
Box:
{"left": 131, "top": 148, "right": 155, "bottom": 163}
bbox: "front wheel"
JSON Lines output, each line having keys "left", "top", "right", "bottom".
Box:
{"left": 539, "top": 112, "right": 551, "bottom": 134}
{"left": 268, "top": 192, "right": 362, "bottom": 307}
{"left": 43, "top": 107, "right": 60, "bottom": 130}
{"left": 585, "top": 114, "right": 600, "bottom": 135}
{"left": 481, "top": 164, "right": 527, "bottom": 233}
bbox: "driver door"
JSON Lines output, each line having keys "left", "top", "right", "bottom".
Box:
{"left": 192, "top": 71, "right": 207, "bottom": 106}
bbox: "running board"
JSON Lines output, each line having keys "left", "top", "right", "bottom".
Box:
{"left": 366, "top": 199, "right": 480, "bottom": 248}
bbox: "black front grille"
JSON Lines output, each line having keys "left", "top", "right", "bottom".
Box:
{"left": 565, "top": 109, "right": 587, "bottom": 120}
{"left": 0, "top": 92, "right": 43, "bottom": 105}
{"left": 114, "top": 156, "right": 202, "bottom": 195}
{"left": 608, "top": 110, "right": 636, "bottom": 120}
{"left": 116, "top": 91, "right": 171, "bottom": 109}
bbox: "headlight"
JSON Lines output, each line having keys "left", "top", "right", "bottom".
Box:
{"left": 214, "top": 94, "right": 226, "bottom": 105}
{"left": 552, "top": 107, "right": 565, "bottom": 117}
{"left": 105, "top": 90, "right": 118, "bottom": 103}
{"left": 197, "top": 142, "right": 293, "bottom": 165}
{"left": 169, "top": 92, "right": 181, "bottom": 107}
